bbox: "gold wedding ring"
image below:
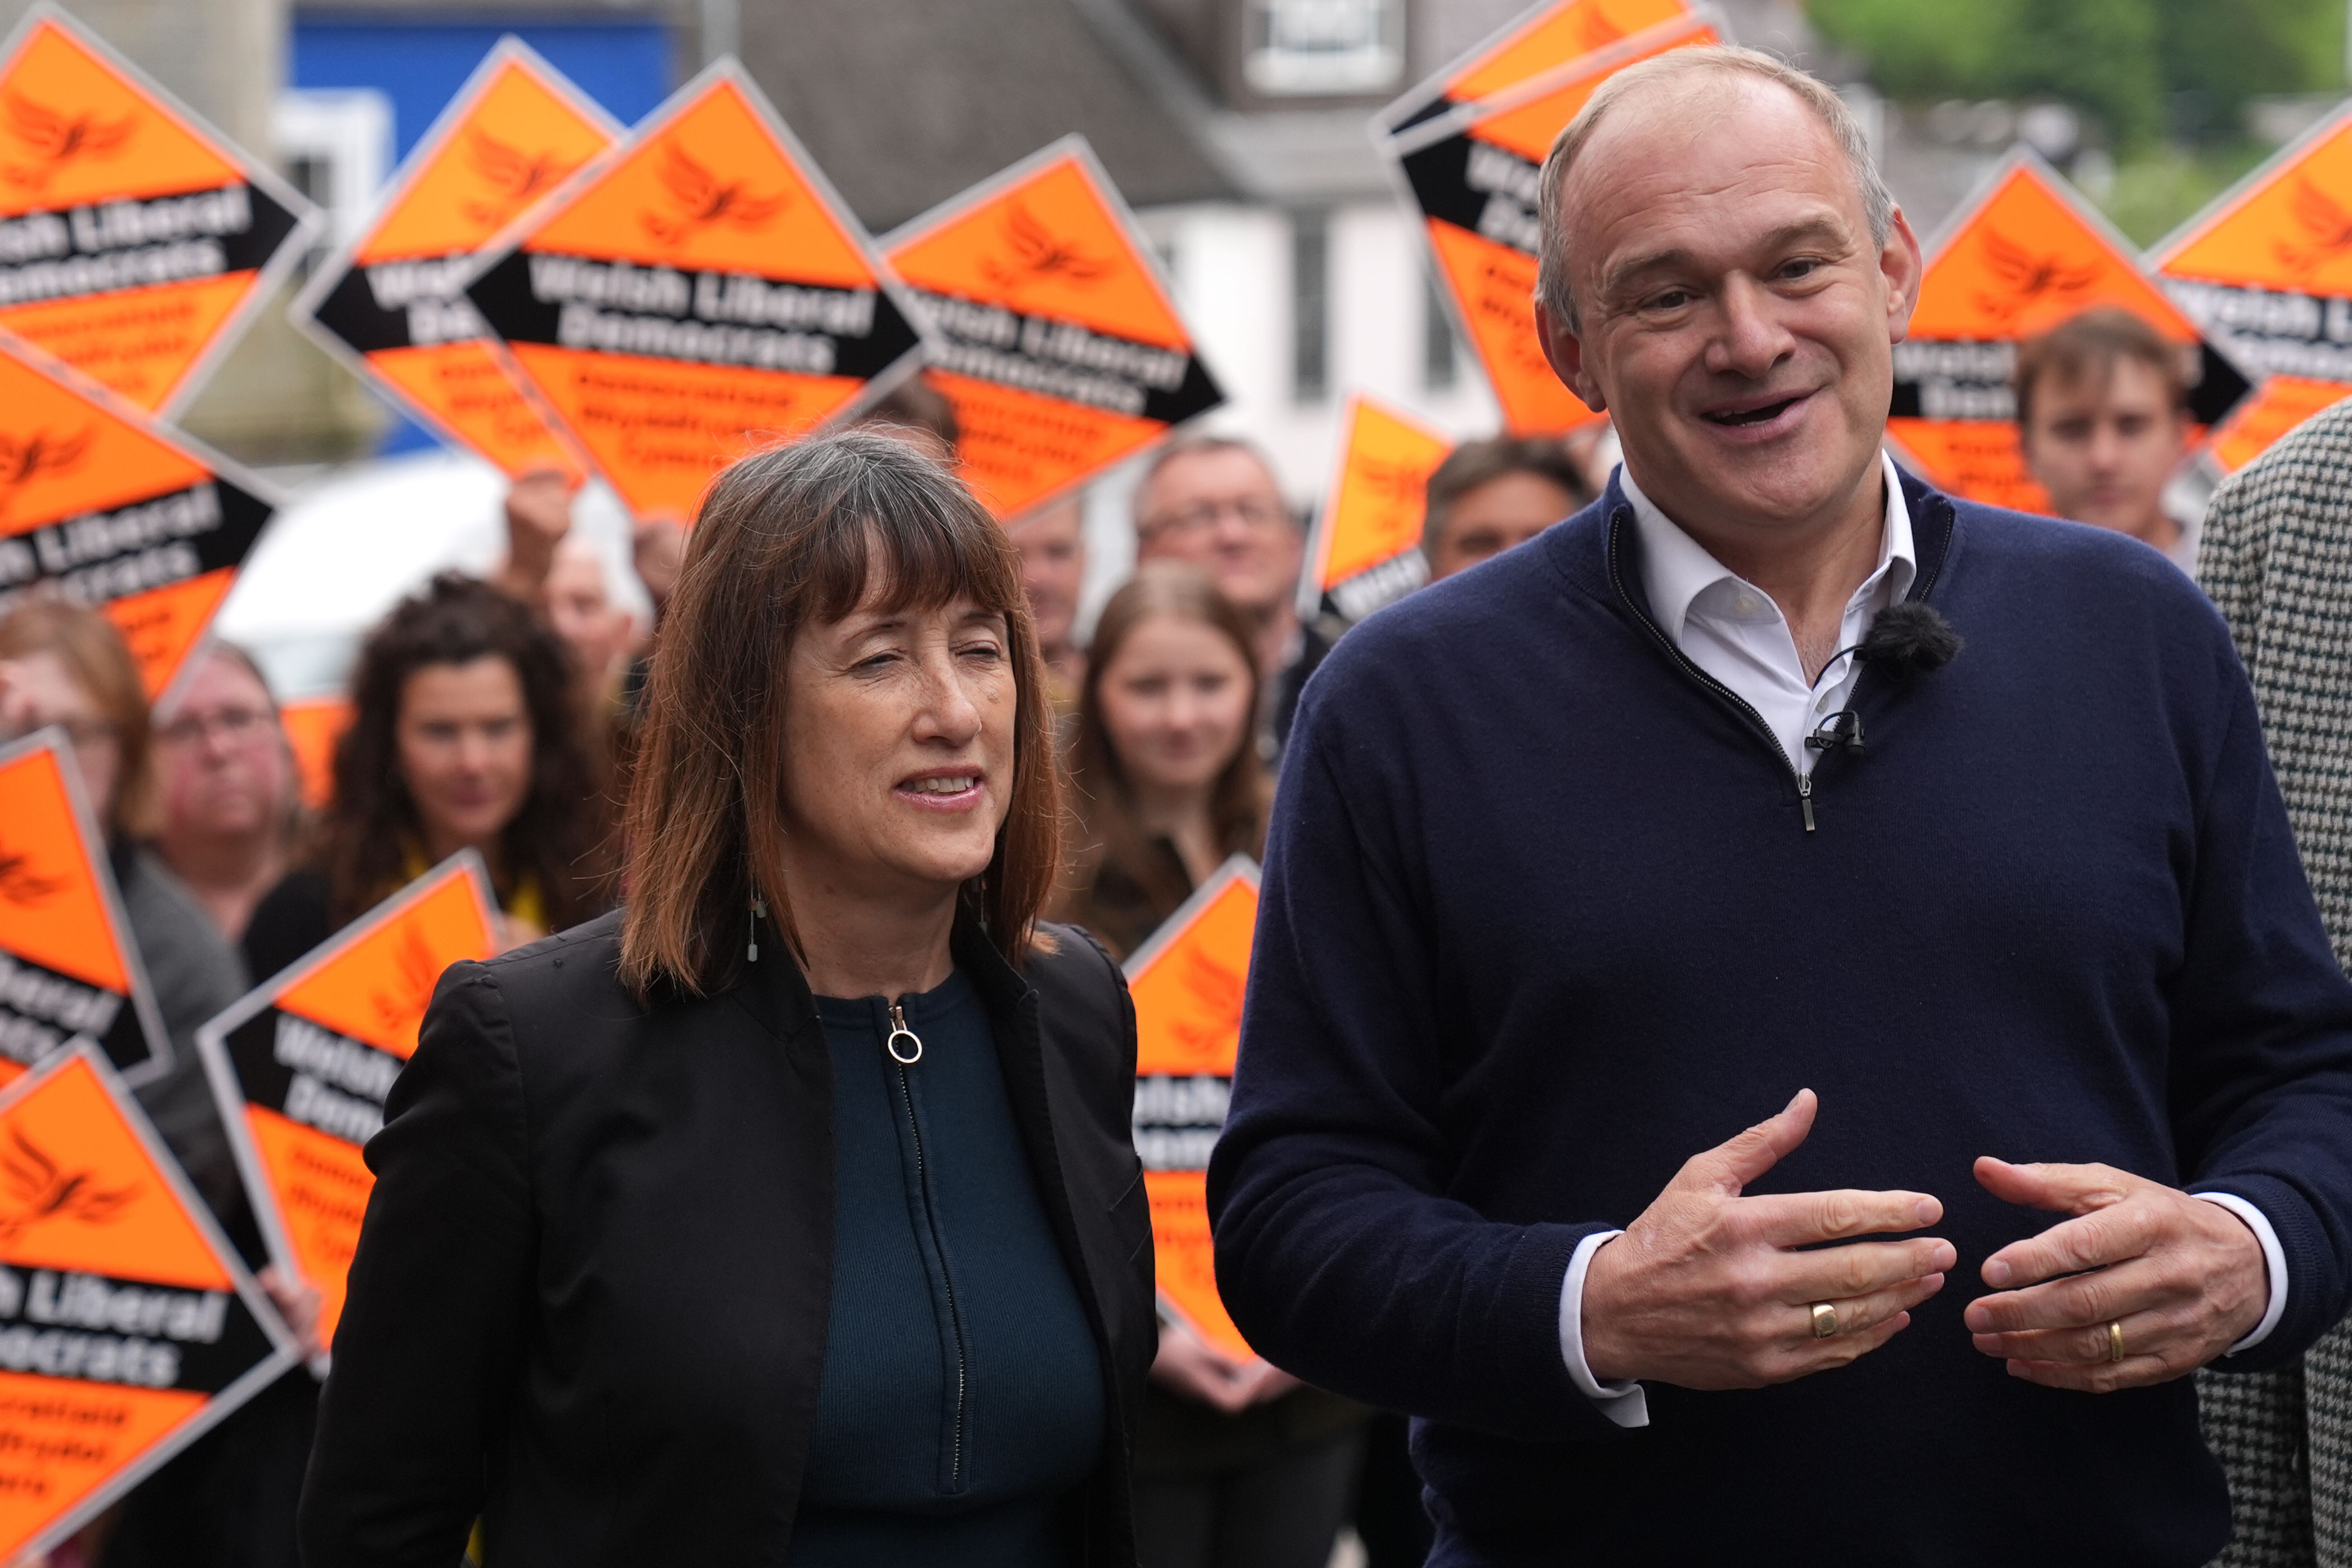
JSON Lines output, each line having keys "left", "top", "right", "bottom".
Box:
{"left": 2107, "top": 1320, "right": 2126, "bottom": 1363}
{"left": 1810, "top": 1302, "right": 1839, "bottom": 1339}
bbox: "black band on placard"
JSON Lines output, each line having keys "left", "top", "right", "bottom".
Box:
{"left": 0, "top": 950, "right": 148, "bottom": 1079}
{"left": 0, "top": 1266, "right": 278, "bottom": 1395}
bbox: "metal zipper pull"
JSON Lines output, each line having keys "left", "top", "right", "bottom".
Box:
{"left": 886, "top": 1002, "right": 924, "bottom": 1065}
{"left": 1798, "top": 774, "right": 1816, "bottom": 833}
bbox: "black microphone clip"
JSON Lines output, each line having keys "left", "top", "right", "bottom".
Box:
{"left": 1806, "top": 709, "right": 1865, "bottom": 757}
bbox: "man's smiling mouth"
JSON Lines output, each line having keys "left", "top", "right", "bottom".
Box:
{"left": 1704, "top": 395, "right": 1804, "bottom": 428}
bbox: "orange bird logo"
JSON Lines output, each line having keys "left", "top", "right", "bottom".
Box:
{"left": 639, "top": 140, "right": 787, "bottom": 246}
{"left": 0, "top": 843, "right": 65, "bottom": 908}
{"left": 460, "top": 129, "right": 571, "bottom": 227}
{"left": 1166, "top": 947, "right": 1245, "bottom": 1065}
{"left": 0, "top": 1128, "right": 137, "bottom": 1241}
{"left": 2274, "top": 178, "right": 2352, "bottom": 279}
{"left": 2, "top": 91, "right": 134, "bottom": 192}
{"left": 1351, "top": 456, "right": 1432, "bottom": 508}
{"left": 368, "top": 923, "right": 446, "bottom": 1040}
{"left": 0, "top": 427, "right": 92, "bottom": 519}
{"left": 980, "top": 203, "right": 1113, "bottom": 296}
{"left": 1973, "top": 229, "right": 2105, "bottom": 328}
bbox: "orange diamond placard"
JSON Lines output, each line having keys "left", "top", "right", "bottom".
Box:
{"left": 1126, "top": 857, "right": 1260, "bottom": 1360}
{"left": 0, "top": 332, "right": 280, "bottom": 699}
{"left": 0, "top": 1046, "right": 298, "bottom": 1562}
{"left": 2155, "top": 101, "right": 2352, "bottom": 471}
{"left": 290, "top": 38, "right": 620, "bottom": 478}
{"left": 1379, "top": 0, "right": 1695, "bottom": 138}
{"left": 1387, "top": 13, "right": 1720, "bottom": 435}
{"left": 1300, "top": 393, "right": 1452, "bottom": 620}
{"left": 884, "top": 136, "right": 1222, "bottom": 519}
{"left": 461, "top": 60, "right": 926, "bottom": 524}
{"left": 0, "top": 4, "right": 318, "bottom": 412}
{"left": 1892, "top": 150, "right": 2250, "bottom": 510}
{"left": 278, "top": 697, "right": 352, "bottom": 812}
{"left": 199, "top": 853, "right": 497, "bottom": 1355}
{"left": 0, "top": 732, "right": 169, "bottom": 1087}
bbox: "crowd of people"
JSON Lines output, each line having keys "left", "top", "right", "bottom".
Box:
{"left": 0, "top": 69, "right": 2310, "bottom": 1563}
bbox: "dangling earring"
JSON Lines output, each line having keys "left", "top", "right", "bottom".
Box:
{"left": 749, "top": 892, "right": 766, "bottom": 963}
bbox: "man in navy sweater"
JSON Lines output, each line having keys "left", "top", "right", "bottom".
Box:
{"left": 1207, "top": 44, "right": 2352, "bottom": 1565}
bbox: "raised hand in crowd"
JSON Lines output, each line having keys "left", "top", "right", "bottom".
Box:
{"left": 489, "top": 467, "right": 578, "bottom": 608}
{"left": 258, "top": 1264, "right": 325, "bottom": 1366}
{"left": 630, "top": 517, "right": 685, "bottom": 618}
{"left": 1581, "top": 1090, "right": 1953, "bottom": 1388}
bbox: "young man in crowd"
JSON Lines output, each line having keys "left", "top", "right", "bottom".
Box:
{"left": 2016, "top": 306, "right": 2198, "bottom": 571}
{"left": 1421, "top": 436, "right": 1593, "bottom": 583}
{"left": 1132, "top": 436, "right": 1336, "bottom": 762}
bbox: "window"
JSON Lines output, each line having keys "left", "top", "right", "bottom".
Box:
{"left": 1423, "top": 270, "right": 1457, "bottom": 391}
{"left": 1245, "top": 0, "right": 1404, "bottom": 96}
{"left": 271, "top": 89, "right": 391, "bottom": 266}
{"left": 1292, "top": 209, "right": 1328, "bottom": 403}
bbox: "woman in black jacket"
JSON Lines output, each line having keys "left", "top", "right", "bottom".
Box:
{"left": 299, "top": 432, "right": 1156, "bottom": 1567}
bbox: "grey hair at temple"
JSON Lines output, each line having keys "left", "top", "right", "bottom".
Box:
{"left": 1533, "top": 45, "right": 1896, "bottom": 328}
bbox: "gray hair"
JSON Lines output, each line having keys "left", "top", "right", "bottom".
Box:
{"left": 1534, "top": 45, "right": 1894, "bottom": 328}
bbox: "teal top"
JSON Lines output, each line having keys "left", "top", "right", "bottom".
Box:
{"left": 789, "top": 970, "right": 1106, "bottom": 1566}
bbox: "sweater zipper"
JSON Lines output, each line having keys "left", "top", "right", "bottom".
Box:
{"left": 1603, "top": 494, "right": 1954, "bottom": 836}
{"left": 885, "top": 1000, "right": 968, "bottom": 1492}
{"left": 1606, "top": 511, "right": 1822, "bottom": 833}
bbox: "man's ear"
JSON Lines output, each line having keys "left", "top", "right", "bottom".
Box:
{"left": 1882, "top": 207, "right": 1925, "bottom": 345}
{"left": 1535, "top": 299, "right": 1607, "bottom": 413}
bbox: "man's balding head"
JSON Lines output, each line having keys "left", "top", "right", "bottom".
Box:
{"left": 1536, "top": 47, "right": 1893, "bottom": 332}
{"left": 1527, "top": 46, "right": 1921, "bottom": 559}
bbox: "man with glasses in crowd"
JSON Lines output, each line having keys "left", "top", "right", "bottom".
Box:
{"left": 1133, "top": 437, "right": 1338, "bottom": 763}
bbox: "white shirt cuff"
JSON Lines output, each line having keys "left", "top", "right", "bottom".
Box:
{"left": 2191, "top": 1192, "right": 2287, "bottom": 1354}
{"left": 1559, "top": 1230, "right": 1648, "bottom": 1428}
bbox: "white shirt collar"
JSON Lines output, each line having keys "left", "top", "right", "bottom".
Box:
{"left": 1620, "top": 450, "right": 1917, "bottom": 642}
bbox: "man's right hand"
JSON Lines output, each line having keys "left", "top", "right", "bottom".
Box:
{"left": 1580, "top": 1089, "right": 1953, "bottom": 1389}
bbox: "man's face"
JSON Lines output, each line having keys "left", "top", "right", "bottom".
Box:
{"left": 2019, "top": 356, "right": 2189, "bottom": 540}
{"left": 1004, "top": 498, "right": 1086, "bottom": 655}
{"left": 546, "top": 544, "right": 635, "bottom": 684}
{"left": 1134, "top": 448, "right": 1303, "bottom": 619}
{"left": 1428, "top": 472, "right": 1581, "bottom": 582}
{"left": 1537, "top": 78, "right": 1922, "bottom": 542}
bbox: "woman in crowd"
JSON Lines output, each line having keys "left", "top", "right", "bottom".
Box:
{"left": 1055, "top": 563, "right": 1269, "bottom": 955}
{"left": 149, "top": 643, "right": 304, "bottom": 946}
{"left": 0, "top": 605, "right": 319, "bottom": 1568}
{"left": 243, "top": 572, "right": 611, "bottom": 982}
{"left": 299, "top": 432, "right": 1154, "bottom": 1565}
{"left": 0, "top": 604, "right": 246, "bottom": 1212}
{"left": 1053, "top": 563, "right": 1365, "bottom": 1568}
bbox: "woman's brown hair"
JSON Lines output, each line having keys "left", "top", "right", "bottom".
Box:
{"left": 619, "top": 431, "right": 1061, "bottom": 997}
{"left": 1062, "top": 563, "right": 1269, "bottom": 941}
{"left": 0, "top": 600, "right": 153, "bottom": 840}
{"left": 324, "top": 573, "right": 612, "bottom": 928}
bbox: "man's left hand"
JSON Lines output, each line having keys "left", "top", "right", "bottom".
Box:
{"left": 1964, "top": 1156, "right": 2266, "bottom": 1391}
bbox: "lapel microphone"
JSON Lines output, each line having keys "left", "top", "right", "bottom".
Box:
{"left": 1806, "top": 603, "right": 1964, "bottom": 758}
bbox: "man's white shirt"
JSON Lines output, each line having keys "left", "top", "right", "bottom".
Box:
{"left": 1555, "top": 454, "right": 2287, "bottom": 1427}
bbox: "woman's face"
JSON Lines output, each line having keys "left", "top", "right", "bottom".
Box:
{"left": 780, "top": 591, "right": 1017, "bottom": 897}
{"left": 0, "top": 650, "right": 120, "bottom": 822}
{"left": 1096, "top": 612, "right": 1253, "bottom": 795}
{"left": 156, "top": 653, "right": 291, "bottom": 843}
{"left": 394, "top": 657, "right": 533, "bottom": 857}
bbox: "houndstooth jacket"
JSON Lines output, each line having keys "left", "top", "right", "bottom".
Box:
{"left": 2197, "top": 393, "right": 2352, "bottom": 1568}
